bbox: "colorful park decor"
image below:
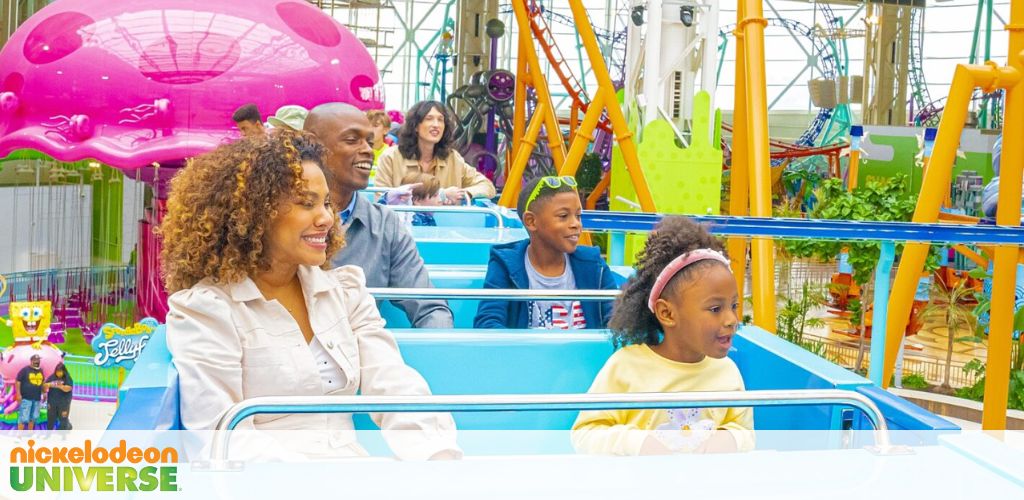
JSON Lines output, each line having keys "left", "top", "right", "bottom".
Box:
{"left": 6, "top": 301, "right": 53, "bottom": 343}
{"left": 90, "top": 318, "right": 159, "bottom": 370}
{"left": 0, "top": 0, "right": 387, "bottom": 323}
{"left": 1, "top": 300, "right": 65, "bottom": 420}
{"left": 610, "top": 90, "right": 723, "bottom": 263}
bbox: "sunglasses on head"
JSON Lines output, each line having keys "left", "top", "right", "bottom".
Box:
{"left": 525, "top": 176, "right": 577, "bottom": 212}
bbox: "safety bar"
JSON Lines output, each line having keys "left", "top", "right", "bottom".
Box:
{"left": 582, "top": 211, "right": 1024, "bottom": 245}
{"left": 207, "top": 390, "right": 893, "bottom": 462}
{"left": 386, "top": 205, "right": 506, "bottom": 229}
{"left": 367, "top": 288, "right": 619, "bottom": 301}
{"left": 361, "top": 187, "right": 473, "bottom": 202}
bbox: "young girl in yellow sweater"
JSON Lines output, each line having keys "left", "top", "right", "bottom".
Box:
{"left": 572, "top": 216, "right": 754, "bottom": 455}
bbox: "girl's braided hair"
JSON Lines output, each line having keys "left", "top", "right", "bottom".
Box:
{"left": 609, "top": 216, "right": 727, "bottom": 347}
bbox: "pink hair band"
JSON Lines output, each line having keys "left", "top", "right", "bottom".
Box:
{"left": 647, "top": 249, "right": 731, "bottom": 312}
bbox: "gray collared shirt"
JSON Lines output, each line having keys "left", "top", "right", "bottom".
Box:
{"left": 332, "top": 194, "right": 454, "bottom": 328}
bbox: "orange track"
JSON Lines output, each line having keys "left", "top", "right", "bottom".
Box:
{"left": 721, "top": 122, "right": 847, "bottom": 160}
{"left": 525, "top": 1, "right": 613, "bottom": 133}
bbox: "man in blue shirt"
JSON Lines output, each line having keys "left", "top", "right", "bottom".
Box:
{"left": 305, "top": 103, "right": 453, "bottom": 328}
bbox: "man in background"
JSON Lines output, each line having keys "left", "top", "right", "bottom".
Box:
{"left": 304, "top": 103, "right": 454, "bottom": 328}
{"left": 15, "top": 354, "right": 44, "bottom": 431}
{"left": 232, "top": 103, "right": 265, "bottom": 138}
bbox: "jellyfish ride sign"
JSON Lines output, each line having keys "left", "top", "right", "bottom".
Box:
{"left": 91, "top": 318, "right": 159, "bottom": 370}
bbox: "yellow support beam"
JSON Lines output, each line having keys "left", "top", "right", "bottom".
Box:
{"left": 950, "top": 244, "right": 989, "bottom": 269}
{"left": 560, "top": 87, "right": 608, "bottom": 176}
{"left": 882, "top": 38, "right": 1022, "bottom": 429}
{"left": 562, "top": 0, "right": 656, "bottom": 213}
{"left": 728, "top": 2, "right": 750, "bottom": 318}
{"left": 847, "top": 149, "right": 861, "bottom": 191}
{"left": 499, "top": 103, "right": 549, "bottom": 207}
{"left": 983, "top": 0, "right": 1023, "bottom": 430}
{"left": 505, "top": 0, "right": 661, "bottom": 214}
{"left": 739, "top": 0, "right": 777, "bottom": 332}
{"left": 501, "top": 0, "right": 567, "bottom": 208}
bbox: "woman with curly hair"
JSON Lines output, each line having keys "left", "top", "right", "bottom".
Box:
{"left": 571, "top": 216, "right": 753, "bottom": 456}
{"left": 374, "top": 100, "right": 495, "bottom": 203}
{"left": 160, "top": 130, "right": 460, "bottom": 460}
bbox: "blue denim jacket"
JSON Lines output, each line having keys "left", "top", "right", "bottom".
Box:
{"left": 473, "top": 238, "right": 618, "bottom": 329}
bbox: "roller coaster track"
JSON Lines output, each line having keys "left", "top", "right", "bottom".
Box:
{"left": 525, "top": 2, "right": 588, "bottom": 108}
{"left": 721, "top": 122, "right": 846, "bottom": 161}
{"left": 720, "top": 15, "right": 841, "bottom": 171}
{"left": 519, "top": 1, "right": 615, "bottom": 133}
{"left": 913, "top": 90, "right": 1004, "bottom": 128}
{"left": 908, "top": 7, "right": 932, "bottom": 123}
{"left": 720, "top": 15, "right": 839, "bottom": 149}
{"left": 814, "top": 3, "right": 855, "bottom": 148}
{"left": 908, "top": 6, "right": 1002, "bottom": 128}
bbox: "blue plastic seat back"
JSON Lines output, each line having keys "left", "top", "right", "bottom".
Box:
{"left": 352, "top": 330, "right": 614, "bottom": 431}
{"left": 112, "top": 325, "right": 955, "bottom": 441}
{"left": 378, "top": 266, "right": 633, "bottom": 328}
{"left": 412, "top": 226, "right": 528, "bottom": 265}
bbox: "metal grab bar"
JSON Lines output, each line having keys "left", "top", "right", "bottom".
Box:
{"left": 367, "top": 288, "right": 619, "bottom": 301}
{"left": 208, "top": 390, "right": 893, "bottom": 461}
{"left": 385, "top": 205, "right": 506, "bottom": 229}
{"left": 582, "top": 211, "right": 1024, "bottom": 245}
{"left": 360, "top": 188, "right": 487, "bottom": 213}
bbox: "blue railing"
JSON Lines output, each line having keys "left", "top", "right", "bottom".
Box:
{"left": 581, "top": 211, "right": 1024, "bottom": 244}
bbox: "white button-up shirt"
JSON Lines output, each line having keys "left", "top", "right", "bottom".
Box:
{"left": 166, "top": 265, "right": 460, "bottom": 460}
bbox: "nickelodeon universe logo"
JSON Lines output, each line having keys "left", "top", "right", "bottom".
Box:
{"left": 9, "top": 439, "right": 179, "bottom": 492}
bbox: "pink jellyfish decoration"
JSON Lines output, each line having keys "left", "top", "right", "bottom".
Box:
{"left": 0, "top": 0, "right": 385, "bottom": 320}
{"left": 0, "top": 0, "right": 384, "bottom": 172}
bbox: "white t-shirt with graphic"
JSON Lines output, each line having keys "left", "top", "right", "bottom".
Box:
{"left": 524, "top": 253, "right": 586, "bottom": 329}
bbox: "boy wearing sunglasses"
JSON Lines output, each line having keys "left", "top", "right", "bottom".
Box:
{"left": 474, "top": 176, "right": 618, "bottom": 329}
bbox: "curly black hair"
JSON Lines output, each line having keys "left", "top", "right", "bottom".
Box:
{"left": 160, "top": 130, "right": 343, "bottom": 292}
{"left": 397, "top": 100, "right": 459, "bottom": 161}
{"left": 609, "top": 216, "right": 728, "bottom": 347}
{"left": 232, "top": 103, "right": 261, "bottom": 123}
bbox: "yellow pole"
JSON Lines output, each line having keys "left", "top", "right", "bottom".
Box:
{"left": 586, "top": 170, "right": 612, "bottom": 210}
{"left": 503, "top": 0, "right": 567, "bottom": 206}
{"left": 508, "top": 0, "right": 567, "bottom": 169}
{"left": 847, "top": 149, "right": 861, "bottom": 191}
{"left": 950, "top": 244, "right": 990, "bottom": 269}
{"left": 983, "top": 1, "right": 1023, "bottom": 430}
{"left": 740, "top": 0, "right": 777, "bottom": 332}
{"left": 564, "top": 0, "right": 656, "bottom": 213}
{"left": 729, "top": 3, "right": 750, "bottom": 317}
{"left": 882, "top": 63, "right": 1012, "bottom": 388}
{"left": 541, "top": 109, "right": 567, "bottom": 171}
{"left": 499, "top": 103, "right": 548, "bottom": 208}
{"left": 561, "top": 89, "right": 609, "bottom": 176}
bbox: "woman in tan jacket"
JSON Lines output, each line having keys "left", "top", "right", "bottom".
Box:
{"left": 375, "top": 100, "right": 496, "bottom": 203}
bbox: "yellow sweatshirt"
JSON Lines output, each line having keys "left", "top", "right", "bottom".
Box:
{"left": 571, "top": 344, "right": 754, "bottom": 455}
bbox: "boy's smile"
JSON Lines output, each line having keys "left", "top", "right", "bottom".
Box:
{"left": 525, "top": 191, "right": 583, "bottom": 255}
